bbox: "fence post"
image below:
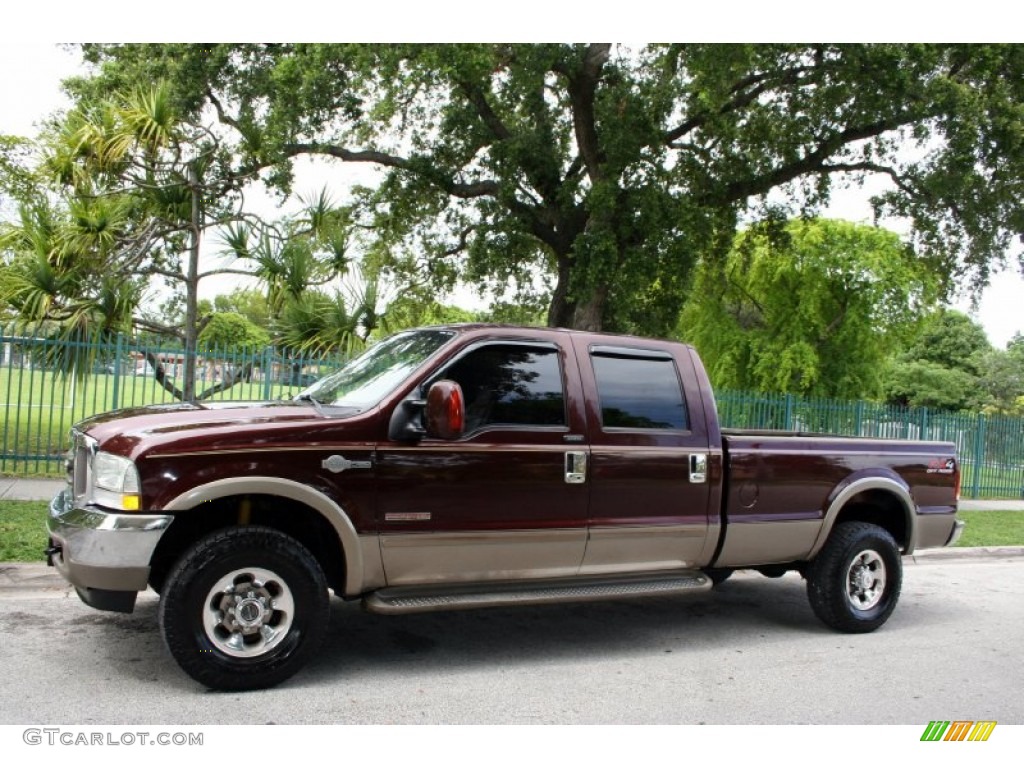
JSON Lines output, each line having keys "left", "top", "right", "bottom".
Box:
{"left": 855, "top": 400, "right": 864, "bottom": 437}
{"left": 971, "top": 413, "right": 986, "bottom": 499}
{"left": 263, "top": 348, "right": 273, "bottom": 400}
{"left": 110, "top": 332, "right": 123, "bottom": 411}
{"left": 919, "top": 407, "right": 929, "bottom": 441}
{"left": 784, "top": 393, "right": 794, "bottom": 431}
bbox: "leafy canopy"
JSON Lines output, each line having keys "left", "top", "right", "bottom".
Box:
{"left": 68, "top": 44, "right": 1024, "bottom": 333}
{"left": 680, "top": 218, "right": 939, "bottom": 398}
{"left": 883, "top": 310, "right": 1024, "bottom": 413}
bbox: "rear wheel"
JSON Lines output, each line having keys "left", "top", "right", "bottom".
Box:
{"left": 806, "top": 522, "right": 902, "bottom": 633}
{"left": 159, "top": 526, "right": 329, "bottom": 691}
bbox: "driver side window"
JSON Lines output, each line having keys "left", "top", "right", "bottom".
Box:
{"left": 434, "top": 344, "right": 566, "bottom": 433}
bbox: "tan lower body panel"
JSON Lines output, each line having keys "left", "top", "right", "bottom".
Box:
{"left": 714, "top": 520, "right": 821, "bottom": 567}
{"left": 579, "top": 524, "right": 710, "bottom": 575}
{"left": 914, "top": 512, "right": 958, "bottom": 550}
{"left": 354, "top": 534, "right": 388, "bottom": 595}
{"left": 379, "top": 528, "right": 587, "bottom": 587}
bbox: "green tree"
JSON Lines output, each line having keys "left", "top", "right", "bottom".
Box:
{"left": 197, "top": 311, "right": 270, "bottom": 350}
{"left": 976, "top": 333, "right": 1024, "bottom": 415}
{"left": 212, "top": 288, "right": 270, "bottom": 330}
{"left": 679, "top": 218, "right": 938, "bottom": 398}
{"left": 882, "top": 310, "right": 992, "bottom": 410}
{"left": 383, "top": 292, "right": 481, "bottom": 333}
{"left": 0, "top": 136, "right": 36, "bottom": 210}
{"left": 0, "top": 84, "right": 268, "bottom": 399}
{"left": 219, "top": 191, "right": 395, "bottom": 355}
{"left": 68, "top": 44, "right": 1024, "bottom": 333}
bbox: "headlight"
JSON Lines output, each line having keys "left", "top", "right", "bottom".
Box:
{"left": 92, "top": 451, "right": 141, "bottom": 511}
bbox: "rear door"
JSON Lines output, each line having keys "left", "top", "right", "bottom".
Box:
{"left": 573, "top": 340, "right": 714, "bottom": 574}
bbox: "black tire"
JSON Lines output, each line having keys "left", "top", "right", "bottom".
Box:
{"left": 159, "top": 526, "right": 329, "bottom": 691}
{"left": 806, "top": 521, "right": 902, "bottom": 633}
{"left": 705, "top": 568, "right": 734, "bottom": 586}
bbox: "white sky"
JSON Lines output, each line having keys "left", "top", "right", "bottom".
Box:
{"left": 1, "top": 39, "right": 1022, "bottom": 348}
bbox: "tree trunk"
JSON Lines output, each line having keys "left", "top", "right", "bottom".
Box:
{"left": 182, "top": 161, "right": 201, "bottom": 401}
{"left": 546, "top": 262, "right": 610, "bottom": 332}
{"left": 570, "top": 284, "right": 609, "bottom": 332}
{"left": 546, "top": 253, "right": 576, "bottom": 328}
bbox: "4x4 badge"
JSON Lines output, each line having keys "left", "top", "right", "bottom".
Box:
{"left": 321, "top": 455, "right": 373, "bottom": 474}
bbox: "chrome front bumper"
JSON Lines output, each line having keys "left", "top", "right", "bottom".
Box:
{"left": 47, "top": 488, "right": 172, "bottom": 598}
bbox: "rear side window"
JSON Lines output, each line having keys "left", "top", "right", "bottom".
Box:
{"left": 439, "top": 344, "right": 566, "bottom": 431}
{"left": 591, "top": 353, "right": 688, "bottom": 430}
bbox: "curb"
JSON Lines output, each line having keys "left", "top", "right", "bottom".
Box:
{"left": 0, "top": 563, "right": 73, "bottom": 596}
{"left": 906, "top": 546, "right": 1024, "bottom": 563}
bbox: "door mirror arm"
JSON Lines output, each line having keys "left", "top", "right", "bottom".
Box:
{"left": 387, "top": 397, "right": 427, "bottom": 442}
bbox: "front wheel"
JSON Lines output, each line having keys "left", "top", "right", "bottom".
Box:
{"left": 159, "top": 526, "right": 329, "bottom": 691}
{"left": 806, "top": 522, "right": 902, "bottom": 633}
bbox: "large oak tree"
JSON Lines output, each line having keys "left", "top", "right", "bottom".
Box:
{"left": 68, "top": 44, "right": 1024, "bottom": 332}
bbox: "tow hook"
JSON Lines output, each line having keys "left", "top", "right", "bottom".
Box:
{"left": 44, "top": 543, "right": 62, "bottom": 566}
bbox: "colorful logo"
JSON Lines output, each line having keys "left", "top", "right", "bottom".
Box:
{"left": 921, "top": 721, "right": 997, "bottom": 742}
{"left": 925, "top": 458, "right": 956, "bottom": 475}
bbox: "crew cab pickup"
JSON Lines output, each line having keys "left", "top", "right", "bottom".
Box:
{"left": 47, "top": 324, "right": 964, "bottom": 690}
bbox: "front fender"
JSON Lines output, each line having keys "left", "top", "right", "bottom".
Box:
{"left": 163, "top": 476, "right": 379, "bottom": 596}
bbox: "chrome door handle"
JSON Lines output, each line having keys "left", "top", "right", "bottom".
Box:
{"left": 565, "top": 451, "right": 587, "bottom": 484}
{"left": 689, "top": 453, "right": 707, "bottom": 484}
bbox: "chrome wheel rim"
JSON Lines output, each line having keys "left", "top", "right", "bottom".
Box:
{"left": 846, "top": 549, "right": 886, "bottom": 611}
{"left": 202, "top": 567, "right": 295, "bottom": 658}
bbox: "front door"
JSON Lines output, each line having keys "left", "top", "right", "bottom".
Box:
{"left": 374, "top": 339, "right": 590, "bottom": 586}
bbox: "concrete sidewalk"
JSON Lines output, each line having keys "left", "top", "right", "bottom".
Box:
{"left": 0, "top": 477, "right": 63, "bottom": 502}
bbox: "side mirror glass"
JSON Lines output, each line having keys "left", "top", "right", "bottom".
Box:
{"left": 425, "top": 380, "right": 465, "bottom": 440}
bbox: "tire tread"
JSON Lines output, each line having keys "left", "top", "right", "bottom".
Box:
{"left": 158, "top": 526, "right": 329, "bottom": 691}
{"left": 806, "top": 521, "right": 902, "bottom": 634}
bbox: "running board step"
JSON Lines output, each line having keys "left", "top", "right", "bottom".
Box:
{"left": 363, "top": 570, "right": 712, "bottom": 615}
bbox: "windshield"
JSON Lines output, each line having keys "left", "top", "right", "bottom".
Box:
{"left": 301, "top": 329, "right": 455, "bottom": 408}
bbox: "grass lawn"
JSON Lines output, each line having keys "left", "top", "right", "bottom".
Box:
{"left": 1, "top": 368, "right": 319, "bottom": 476}
{"left": 1, "top": 501, "right": 1021, "bottom": 562}
{"left": 954, "top": 510, "right": 1024, "bottom": 548}
{"left": 0, "top": 500, "right": 48, "bottom": 561}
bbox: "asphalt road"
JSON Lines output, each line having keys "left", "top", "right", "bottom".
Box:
{"left": 1, "top": 555, "right": 1021, "bottom": 726}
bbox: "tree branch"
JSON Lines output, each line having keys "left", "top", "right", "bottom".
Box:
{"left": 133, "top": 318, "right": 183, "bottom": 340}
{"left": 817, "top": 161, "right": 918, "bottom": 197}
{"left": 563, "top": 43, "right": 612, "bottom": 182}
{"left": 457, "top": 80, "right": 512, "bottom": 141}
{"left": 142, "top": 349, "right": 185, "bottom": 400}
{"left": 282, "top": 142, "right": 501, "bottom": 199}
{"left": 665, "top": 64, "right": 821, "bottom": 146}
{"left": 719, "top": 116, "right": 920, "bottom": 204}
{"left": 196, "top": 362, "right": 254, "bottom": 401}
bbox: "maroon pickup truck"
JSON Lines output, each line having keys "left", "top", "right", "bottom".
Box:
{"left": 47, "top": 324, "right": 963, "bottom": 690}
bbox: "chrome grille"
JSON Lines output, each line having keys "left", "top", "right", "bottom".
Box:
{"left": 67, "top": 429, "right": 97, "bottom": 506}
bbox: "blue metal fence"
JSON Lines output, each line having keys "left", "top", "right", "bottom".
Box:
{"left": 0, "top": 328, "right": 347, "bottom": 476}
{"left": 2, "top": 328, "right": 1022, "bottom": 497}
{"left": 715, "top": 390, "right": 1024, "bottom": 499}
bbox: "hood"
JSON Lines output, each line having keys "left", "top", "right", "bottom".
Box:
{"left": 76, "top": 400, "right": 364, "bottom": 458}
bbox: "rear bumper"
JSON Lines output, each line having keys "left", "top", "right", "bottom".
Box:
{"left": 912, "top": 508, "right": 964, "bottom": 552}
{"left": 945, "top": 518, "right": 966, "bottom": 547}
{"left": 46, "top": 489, "right": 172, "bottom": 610}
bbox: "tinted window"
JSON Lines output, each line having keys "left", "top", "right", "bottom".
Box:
{"left": 592, "top": 354, "right": 688, "bottom": 430}
{"left": 439, "top": 345, "right": 566, "bottom": 432}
